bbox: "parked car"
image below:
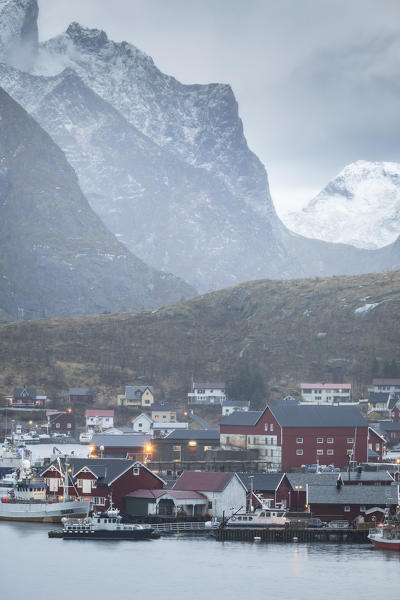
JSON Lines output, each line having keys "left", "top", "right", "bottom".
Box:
{"left": 307, "top": 518, "right": 327, "bottom": 528}
{"left": 327, "top": 520, "right": 350, "bottom": 529}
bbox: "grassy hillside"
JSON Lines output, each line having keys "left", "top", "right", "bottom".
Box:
{"left": 0, "top": 270, "right": 399, "bottom": 402}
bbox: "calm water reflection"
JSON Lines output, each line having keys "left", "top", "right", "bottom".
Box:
{"left": 1, "top": 522, "right": 399, "bottom": 600}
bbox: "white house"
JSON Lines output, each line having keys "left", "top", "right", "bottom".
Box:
{"left": 300, "top": 383, "right": 352, "bottom": 404}
{"left": 221, "top": 400, "right": 250, "bottom": 416}
{"left": 371, "top": 379, "right": 400, "bottom": 394}
{"left": 131, "top": 413, "right": 188, "bottom": 438}
{"left": 188, "top": 382, "right": 226, "bottom": 405}
{"left": 85, "top": 409, "right": 114, "bottom": 431}
{"left": 173, "top": 471, "right": 247, "bottom": 518}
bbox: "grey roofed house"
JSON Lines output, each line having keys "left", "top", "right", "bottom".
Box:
{"left": 126, "top": 385, "right": 153, "bottom": 400}
{"left": 387, "top": 394, "right": 400, "bottom": 411}
{"left": 338, "top": 470, "right": 394, "bottom": 482}
{"left": 269, "top": 404, "right": 367, "bottom": 428}
{"left": 164, "top": 429, "right": 220, "bottom": 441}
{"left": 192, "top": 382, "right": 225, "bottom": 389}
{"left": 236, "top": 472, "right": 287, "bottom": 492}
{"left": 91, "top": 433, "right": 151, "bottom": 448}
{"left": 220, "top": 411, "right": 263, "bottom": 426}
{"left": 222, "top": 400, "right": 250, "bottom": 408}
{"left": 307, "top": 484, "right": 399, "bottom": 505}
{"left": 286, "top": 473, "right": 341, "bottom": 489}
{"left": 13, "top": 387, "right": 36, "bottom": 399}
{"left": 380, "top": 421, "right": 400, "bottom": 432}
{"left": 151, "top": 403, "right": 173, "bottom": 411}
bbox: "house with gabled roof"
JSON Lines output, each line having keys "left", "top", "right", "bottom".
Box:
{"left": 124, "top": 489, "right": 208, "bottom": 518}
{"left": 41, "top": 458, "right": 164, "bottom": 511}
{"left": 118, "top": 385, "right": 154, "bottom": 407}
{"left": 188, "top": 382, "right": 226, "bottom": 405}
{"left": 306, "top": 482, "right": 399, "bottom": 522}
{"left": 173, "top": 471, "right": 246, "bottom": 518}
{"left": 220, "top": 404, "right": 381, "bottom": 471}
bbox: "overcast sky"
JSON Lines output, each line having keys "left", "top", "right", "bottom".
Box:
{"left": 38, "top": 0, "right": 400, "bottom": 215}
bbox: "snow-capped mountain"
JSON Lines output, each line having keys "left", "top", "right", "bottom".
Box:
{"left": 0, "top": 0, "right": 38, "bottom": 70}
{"left": 284, "top": 161, "right": 400, "bottom": 249}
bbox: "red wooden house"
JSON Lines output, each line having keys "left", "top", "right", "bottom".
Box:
{"left": 306, "top": 482, "right": 399, "bottom": 523}
{"left": 220, "top": 404, "right": 382, "bottom": 471}
{"left": 46, "top": 410, "right": 75, "bottom": 434}
{"left": 41, "top": 458, "right": 165, "bottom": 510}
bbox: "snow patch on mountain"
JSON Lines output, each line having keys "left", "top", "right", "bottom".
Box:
{"left": 0, "top": 0, "right": 38, "bottom": 70}
{"left": 283, "top": 161, "right": 400, "bottom": 249}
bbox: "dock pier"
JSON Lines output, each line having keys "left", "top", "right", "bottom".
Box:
{"left": 216, "top": 527, "right": 370, "bottom": 544}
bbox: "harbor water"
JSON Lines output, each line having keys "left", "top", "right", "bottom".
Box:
{"left": 1, "top": 522, "right": 399, "bottom": 600}
{"left": 2, "top": 443, "right": 399, "bottom": 599}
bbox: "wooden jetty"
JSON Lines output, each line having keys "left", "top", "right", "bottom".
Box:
{"left": 216, "top": 527, "right": 370, "bottom": 543}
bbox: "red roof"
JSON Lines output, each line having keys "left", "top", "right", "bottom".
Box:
{"left": 173, "top": 471, "right": 236, "bottom": 492}
{"left": 85, "top": 409, "right": 114, "bottom": 417}
{"left": 300, "top": 383, "right": 351, "bottom": 390}
{"left": 125, "top": 489, "right": 206, "bottom": 500}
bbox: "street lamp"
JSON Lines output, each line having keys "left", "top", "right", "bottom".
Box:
{"left": 295, "top": 485, "right": 303, "bottom": 510}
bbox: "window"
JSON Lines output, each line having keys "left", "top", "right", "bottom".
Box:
{"left": 327, "top": 449, "right": 334, "bottom": 455}
{"left": 92, "top": 480, "right": 97, "bottom": 488}
{"left": 347, "top": 449, "right": 353, "bottom": 456}
{"left": 344, "top": 506, "right": 350, "bottom": 512}
{"left": 347, "top": 438, "right": 354, "bottom": 443}
{"left": 296, "top": 437, "right": 303, "bottom": 444}
{"left": 317, "top": 438, "right": 323, "bottom": 443}
{"left": 77, "top": 479, "right": 83, "bottom": 488}
{"left": 317, "top": 449, "right": 323, "bottom": 455}
{"left": 133, "top": 467, "right": 140, "bottom": 476}
{"left": 296, "top": 449, "right": 303, "bottom": 455}
{"left": 327, "top": 438, "right": 334, "bottom": 443}
{"left": 375, "top": 443, "right": 380, "bottom": 451}
{"left": 138, "top": 422, "right": 143, "bottom": 428}
{"left": 360, "top": 506, "right": 366, "bottom": 512}
{"left": 144, "top": 399, "right": 150, "bottom": 404}
{"left": 270, "top": 424, "right": 274, "bottom": 432}
{"left": 315, "top": 396, "right": 321, "bottom": 400}
{"left": 264, "top": 424, "right": 269, "bottom": 432}
{"left": 67, "top": 423, "right": 71, "bottom": 429}
{"left": 208, "top": 501, "right": 212, "bottom": 509}
{"left": 93, "top": 497, "right": 105, "bottom": 506}
{"left": 56, "top": 423, "right": 60, "bottom": 429}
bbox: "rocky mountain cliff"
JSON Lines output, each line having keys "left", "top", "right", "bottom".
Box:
{"left": 0, "top": 87, "right": 195, "bottom": 321}
{"left": 284, "top": 161, "right": 400, "bottom": 249}
{"left": 0, "top": 1, "right": 399, "bottom": 296}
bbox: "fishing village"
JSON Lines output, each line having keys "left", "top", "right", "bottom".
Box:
{"left": 1, "top": 379, "right": 400, "bottom": 550}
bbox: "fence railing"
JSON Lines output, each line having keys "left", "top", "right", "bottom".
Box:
{"left": 152, "top": 521, "right": 218, "bottom": 532}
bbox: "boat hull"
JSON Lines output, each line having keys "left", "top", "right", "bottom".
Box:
{"left": 368, "top": 536, "right": 400, "bottom": 551}
{"left": 62, "top": 529, "right": 155, "bottom": 540}
{"left": 0, "top": 500, "right": 90, "bottom": 523}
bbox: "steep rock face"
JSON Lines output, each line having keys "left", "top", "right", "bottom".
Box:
{"left": 284, "top": 161, "right": 400, "bottom": 249}
{"left": 40, "top": 23, "right": 275, "bottom": 220}
{"left": 0, "top": 0, "right": 38, "bottom": 70}
{"left": 0, "top": 87, "right": 195, "bottom": 320}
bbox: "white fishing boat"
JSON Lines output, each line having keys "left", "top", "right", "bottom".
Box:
{"left": 226, "top": 499, "right": 288, "bottom": 527}
{"left": 0, "top": 456, "right": 90, "bottom": 522}
{"left": 0, "top": 441, "right": 30, "bottom": 475}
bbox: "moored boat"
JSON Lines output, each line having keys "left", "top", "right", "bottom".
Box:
{"left": 0, "top": 456, "right": 90, "bottom": 523}
{"left": 58, "top": 506, "right": 157, "bottom": 540}
{"left": 226, "top": 501, "right": 288, "bottom": 528}
{"left": 368, "top": 522, "right": 400, "bottom": 551}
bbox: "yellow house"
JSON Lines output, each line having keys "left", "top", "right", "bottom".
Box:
{"left": 118, "top": 385, "right": 154, "bottom": 407}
